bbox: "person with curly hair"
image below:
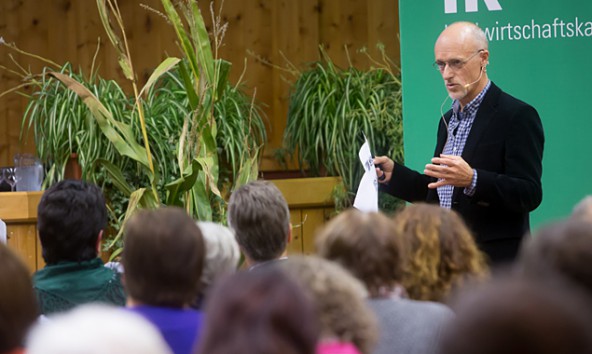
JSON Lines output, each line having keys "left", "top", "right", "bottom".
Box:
{"left": 282, "top": 255, "right": 378, "bottom": 354}
{"left": 393, "top": 203, "right": 488, "bottom": 303}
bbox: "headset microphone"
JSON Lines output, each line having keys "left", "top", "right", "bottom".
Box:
{"left": 463, "top": 66, "right": 484, "bottom": 90}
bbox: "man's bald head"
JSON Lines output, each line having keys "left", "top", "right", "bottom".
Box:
{"left": 436, "top": 22, "right": 488, "bottom": 52}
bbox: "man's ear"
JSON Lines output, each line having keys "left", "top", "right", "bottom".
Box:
{"left": 96, "top": 229, "right": 103, "bottom": 254}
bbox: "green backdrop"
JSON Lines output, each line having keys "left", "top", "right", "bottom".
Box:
{"left": 399, "top": 0, "right": 592, "bottom": 228}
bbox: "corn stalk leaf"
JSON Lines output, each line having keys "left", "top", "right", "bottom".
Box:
{"left": 93, "top": 158, "right": 134, "bottom": 197}
{"left": 48, "top": 71, "right": 151, "bottom": 169}
{"left": 165, "top": 158, "right": 202, "bottom": 207}
{"left": 139, "top": 57, "right": 181, "bottom": 98}
{"left": 161, "top": 0, "right": 202, "bottom": 87}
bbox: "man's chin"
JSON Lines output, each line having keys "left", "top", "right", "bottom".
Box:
{"left": 448, "top": 89, "right": 466, "bottom": 101}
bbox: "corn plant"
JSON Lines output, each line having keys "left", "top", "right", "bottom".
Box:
{"left": 283, "top": 47, "right": 404, "bottom": 211}
{"left": 1, "top": 0, "right": 266, "bottom": 256}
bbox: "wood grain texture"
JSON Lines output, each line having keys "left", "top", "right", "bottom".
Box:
{"left": 0, "top": 0, "right": 400, "bottom": 170}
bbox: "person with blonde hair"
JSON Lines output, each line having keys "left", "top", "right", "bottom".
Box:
{"left": 316, "top": 209, "right": 453, "bottom": 354}
{"left": 393, "top": 203, "right": 488, "bottom": 303}
{"left": 282, "top": 255, "right": 378, "bottom": 354}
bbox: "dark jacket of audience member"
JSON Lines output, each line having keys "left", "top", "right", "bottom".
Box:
{"left": 0, "top": 243, "right": 38, "bottom": 354}
{"left": 123, "top": 207, "right": 205, "bottom": 354}
{"left": 196, "top": 268, "right": 319, "bottom": 354}
{"left": 440, "top": 277, "right": 592, "bottom": 354}
{"left": 227, "top": 181, "right": 291, "bottom": 269}
{"left": 316, "top": 209, "right": 454, "bottom": 354}
{"left": 33, "top": 180, "right": 125, "bottom": 315}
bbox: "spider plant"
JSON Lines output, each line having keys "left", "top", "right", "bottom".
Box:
{"left": 21, "top": 63, "right": 132, "bottom": 187}
{"left": 283, "top": 47, "right": 404, "bottom": 211}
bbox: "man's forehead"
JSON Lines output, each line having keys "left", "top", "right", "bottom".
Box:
{"left": 435, "top": 35, "right": 479, "bottom": 56}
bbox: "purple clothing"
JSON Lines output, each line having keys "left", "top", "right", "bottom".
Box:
{"left": 129, "top": 305, "right": 204, "bottom": 354}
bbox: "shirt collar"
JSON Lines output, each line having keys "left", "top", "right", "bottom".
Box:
{"left": 452, "top": 80, "right": 491, "bottom": 118}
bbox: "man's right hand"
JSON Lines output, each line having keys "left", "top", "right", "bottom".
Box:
{"left": 373, "top": 156, "right": 394, "bottom": 184}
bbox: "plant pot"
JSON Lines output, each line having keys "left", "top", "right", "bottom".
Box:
{"left": 64, "top": 153, "right": 82, "bottom": 180}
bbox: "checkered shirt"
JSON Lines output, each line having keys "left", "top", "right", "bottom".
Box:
{"left": 437, "top": 81, "right": 491, "bottom": 209}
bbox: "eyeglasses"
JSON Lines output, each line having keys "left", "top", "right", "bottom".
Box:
{"left": 433, "top": 49, "right": 484, "bottom": 72}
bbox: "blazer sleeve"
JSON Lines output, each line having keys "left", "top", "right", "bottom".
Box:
{"left": 472, "top": 104, "right": 544, "bottom": 213}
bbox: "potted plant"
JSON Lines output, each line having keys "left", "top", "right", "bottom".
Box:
{"left": 2, "top": 0, "right": 266, "bottom": 256}
{"left": 281, "top": 46, "right": 404, "bottom": 212}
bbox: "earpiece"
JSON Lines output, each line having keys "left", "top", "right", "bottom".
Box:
{"left": 463, "top": 66, "right": 484, "bottom": 90}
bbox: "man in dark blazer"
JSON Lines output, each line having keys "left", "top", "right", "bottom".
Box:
{"left": 374, "top": 22, "right": 544, "bottom": 264}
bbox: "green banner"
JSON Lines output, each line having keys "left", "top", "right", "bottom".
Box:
{"left": 399, "top": 0, "right": 592, "bottom": 227}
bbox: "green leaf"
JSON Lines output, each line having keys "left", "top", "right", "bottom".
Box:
{"left": 48, "top": 71, "right": 151, "bottom": 169}
{"left": 93, "top": 158, "right": 135, "bottom": 197}
{"left": 139, "top": 57, "right": 181, "bottom": 97}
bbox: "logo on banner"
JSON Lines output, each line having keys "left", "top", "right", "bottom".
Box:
{"left": 445, "top": 0, "right": 502, "bottom": 14}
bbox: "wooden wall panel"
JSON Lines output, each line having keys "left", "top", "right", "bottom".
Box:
{"left": 0, "top": 0, "right": 400, "bottom": 170}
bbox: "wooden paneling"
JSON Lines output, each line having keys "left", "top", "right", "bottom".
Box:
{"left": 0, "top": 0, "right": 400, "bottom": 169}
{"left": 272, "top": 177, "right": 339, "bottom": 255}
{"left": 0, "top": 191, "right": 44, "bottom": 272}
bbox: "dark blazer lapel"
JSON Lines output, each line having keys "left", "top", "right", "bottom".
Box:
{"left": 461, "top": 82, "right": 502, "bottom": 164}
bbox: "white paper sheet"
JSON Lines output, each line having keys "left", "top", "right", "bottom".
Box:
{"left": 353, "top": 139, "right": 379, "bottom": 212}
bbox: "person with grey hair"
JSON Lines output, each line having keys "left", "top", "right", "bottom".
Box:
{"left": 26, "top": 304, "right": 172, "bottom": 354}
{"left": 571, "top": 195, "right": 592, "bottom": 222}
{"left": 374, "top": 21, "right": 544, "bottom": 264}
{"left": 192, "top": 221, "right": 240, "bottom": 309}
{"left": 227, "top": 180, "right": 291, "bottom": 270}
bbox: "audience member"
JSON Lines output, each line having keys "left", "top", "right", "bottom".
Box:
{"left": 227, "top": 180, "right": 291, "bottom": 270}
{"left": 196, "top": 268, "right": 319, "bottom": 354}
{"left": 123, "top": 207, "right": 205, "bottom": 354}
{"left": 393, "top": 203, "right": 488, "bottom": 302}
{"left": 33, "top": 180, "right": 125, "bottom": 315}
{"left": 519, "top": 219, "right": 592, "bottom": 297}
{"left": 316, "top": 209, "right": 453, "bottom": 354}
{"left": 0, "top": 243, "right": 38, "bottom": 354}
{"left": 440, "top": 277, "right": 592, "bottom": 354}
{"left": 571, "top": 195, "right": 592, "bottom": 222}
{"left": 192, "top": 221, "right": 240, "bottom": 309}
{"left": 282, "top": 255, "right": 377, "bottom": 354}
{"left": 26, "top": 304, "right": 172, "bottom": 354}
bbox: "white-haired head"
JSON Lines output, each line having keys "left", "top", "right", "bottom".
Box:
{"left": 26, "top": 304, "right": 172, "bottom": 354}
{"left": 197, "top": 221, "right": 240, "bottom": 290}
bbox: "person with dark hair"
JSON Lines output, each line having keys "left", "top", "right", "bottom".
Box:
{"left": 33, "top": 180, "right": 125, "bottom": 315}
{"left": 393, "top": 203, "right": 488, "bottom": 303}
{"left": 195, "top": 268, "right": 319, "bottom": 354}
{"left": 123, "top": 207, "right": 205, "bottom": 354}
{"left": 227, "top": 180, "right": 291, "bottom": 270}
{"left": 316, "top": 209, "right": 453, "bottom": 354}
{"left": 440, "top": 277, "right": 592, "bottom": 354}
{"left": 0, "top": 243, "right": 38, "bottom": 354}
{"left": 519, "top": 219, "right": 592, "bottom": 297}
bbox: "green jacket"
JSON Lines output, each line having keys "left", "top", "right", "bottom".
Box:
{"left": 33, "top": 258, "right": 126, "bottom": 315}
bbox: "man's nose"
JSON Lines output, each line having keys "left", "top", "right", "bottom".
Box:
{"left": 441, "top": 65, "right": 454, "bottom": 80}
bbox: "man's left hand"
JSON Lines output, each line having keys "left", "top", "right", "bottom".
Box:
{"left": 425, "top": 154, "right": 474, "bottom": 189}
